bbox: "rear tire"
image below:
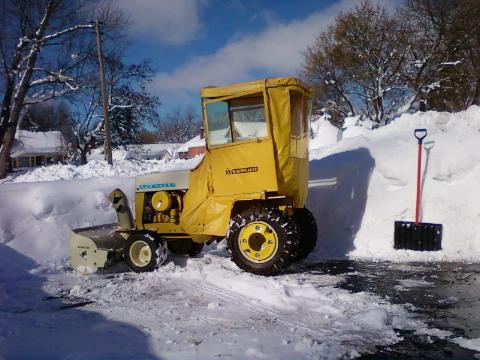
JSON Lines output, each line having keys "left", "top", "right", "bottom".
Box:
{"left": 167, "top": 239, "right": 204, "bottom": 257}
{"left": 124, "top": 232, "right": 167, "bottom": 273}
{"left": 227, "top": 206, "right": 298, "bottom": 276}
{"left": 293, "top": 207, "right": 318, "bottom": 261}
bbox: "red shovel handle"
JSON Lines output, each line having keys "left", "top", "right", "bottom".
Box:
{"left": 414, "top": 128, "right": 427, "bottom": 223}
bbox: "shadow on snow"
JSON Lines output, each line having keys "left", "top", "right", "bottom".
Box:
{"left": 307, "top": 147, "right": 375, "bottom": 259}
{"left": 0, "top": 243, "right": 160, "bottom": 360}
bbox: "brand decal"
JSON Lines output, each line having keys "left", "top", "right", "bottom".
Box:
{"left": 226, "top": 166, "right": 258, "bottom": 175}
{"left": 138, "top": 183, "right": 176, "bottom": 190}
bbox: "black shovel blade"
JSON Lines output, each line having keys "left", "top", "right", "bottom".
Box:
{"left": 394, "top": 221, "right": 442, "bottom": 251}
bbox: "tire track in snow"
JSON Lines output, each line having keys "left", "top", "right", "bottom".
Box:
{"left": 184, "top": 279, "right": 333, "bottom": 339}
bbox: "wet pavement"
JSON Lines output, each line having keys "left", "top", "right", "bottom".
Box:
{"left": 303, "top": 261, "right": 480, "bottom": 359}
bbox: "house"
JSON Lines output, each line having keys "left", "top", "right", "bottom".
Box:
{"left": 10, "top": 130, "right": 68, "bottom": 169}
{"left": 135, "top": 143, "right": 180, "bottom": 161}
{"left": 176, "top": 129, "right": 206, "bottom": 159}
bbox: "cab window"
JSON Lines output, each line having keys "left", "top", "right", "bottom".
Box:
{"left": 206, "top": 101, "right": 232, "bottom": 146}
{"left": 205, "top": 93, "right": 267, "bottom": 146}
{"left": 230, "top": 95, "right": 267, "bottom": 142}
{"left": 290, "top": 91, "right": 303, "bottom": 137}
{"left": 290, "top": 91, "right": 312, "bottom": 136}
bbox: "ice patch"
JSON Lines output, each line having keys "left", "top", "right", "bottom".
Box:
{"left": 452, "top": 337, "right": 480, "bottom": 352}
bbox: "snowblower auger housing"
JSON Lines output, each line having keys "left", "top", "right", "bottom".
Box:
{"left": 70, "top": 77, "right": 318, "bottom": 275}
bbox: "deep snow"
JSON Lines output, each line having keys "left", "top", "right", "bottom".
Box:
{"left": 1, "top": 107, "right": 480, "bottom": 358}
{"left": 308, "top": 106, "right": 480, "bottom": 262}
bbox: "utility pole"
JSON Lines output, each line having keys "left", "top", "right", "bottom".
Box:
{"left": 95, "top": 20, "right": 112, "bottom": 165}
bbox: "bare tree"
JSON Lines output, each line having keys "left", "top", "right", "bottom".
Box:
{"left": 402, "top": 0, "right": 480, "bottom": 111}
{"left": 302, "top": 0, "right": 480, "bottom": 126}
{"left": 69, "top": 53, "right": 160, "bottom": 164}
{"left": 0, "top": 0, "right": 127, "bottom": 177}
{"left": 303, "top": 2, "right": 414, "bottom": 126}
{"left": 0, "top": 0, "right": 96, "bottom": 177}
{"left": 20, "top": 101, "right": 74, "bottom": 139}
{"left": 151, "top": 109, "right": 202, "bottom": 143}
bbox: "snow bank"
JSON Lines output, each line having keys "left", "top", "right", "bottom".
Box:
{"left": 1, "top": 156, "right": 201, "bottom": 184}
{"left": 0, "top": 177, "right": 135, "bottom": 261}
{"left": 341, "top": 116, "right": 376, "bottom": 139}
{"left": 309, "top": 115, "right": 342, "bottom": 150}
{"left": 308, "top": 105, "right": 480, "bottom": 262}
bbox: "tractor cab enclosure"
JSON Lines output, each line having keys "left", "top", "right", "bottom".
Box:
{"left": 179, "top": 77, "right": 313, "bottom": 239}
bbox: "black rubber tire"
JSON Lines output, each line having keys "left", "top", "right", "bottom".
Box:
{"left": 167, "top": 239, "right": 204, "bottom": 257}
{"left": 293, "top": 207, "right": 318, "bottom": 261}
{"left": 226, "top": 206, "right": 298, "bottom": 276}
{"left": 124, "top": 232, "right": 167, "bottom": 273}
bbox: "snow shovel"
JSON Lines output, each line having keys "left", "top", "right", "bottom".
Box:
{"left": 394, "top": 129, "right": 442, "bottom": 251}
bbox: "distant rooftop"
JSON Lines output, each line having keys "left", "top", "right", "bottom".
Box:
{"left": 177, "top": 135, "right": 206, "bottom": 153}
{"left": 10, "top": 130, "right": 68, "bottom": 158}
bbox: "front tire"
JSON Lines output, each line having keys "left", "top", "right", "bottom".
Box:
{"left": 227, "top": 207, "right": 298, "bottom": 276}
{"left": 124, "top": 232, "right": 167, "bottom": 273}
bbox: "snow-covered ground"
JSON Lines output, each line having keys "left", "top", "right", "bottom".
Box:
{"left": 1, "top": 107, "right": 480, "bottom": 358}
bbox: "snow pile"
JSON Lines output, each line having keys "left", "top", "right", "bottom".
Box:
{"left": 309, "top": 115, "right": 342, "bottom": 150}
{"left": 0, "top": 156, "right": 201, "bottom": 184}
{"left": 342, "top": 116, "right": 376, "bottom": 139}
{"left": 308, "top": 105, "right": 480, "bottom": 261}
{"left": 0, "top": 177, "right": 133, "bottom": 261}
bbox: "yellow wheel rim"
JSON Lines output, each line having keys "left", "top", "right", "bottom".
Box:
{"left": 238, "top": 221, "right": 278, "bottom": 263}
{"left": 129, "top": 240, "right": 152, "bottom": 267}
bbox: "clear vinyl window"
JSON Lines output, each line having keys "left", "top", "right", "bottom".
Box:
{"left": 290, "top": 91, "right": 312, "bottom": 136}
{"left": 230, "top": 95, "right": 267, "bottom": 142}
{"left": 205, "top": 93, "right": 267, "bottom": 146}
{"left": 290, "top": 91, "right": 304, "bottom": 137}
{"left": 206, "top": 101, "right": 232, "bottom": 146}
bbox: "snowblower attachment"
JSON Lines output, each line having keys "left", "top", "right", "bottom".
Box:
{"left": 394, "top": 129, "right": 443, "bottom": 251}
{"left": 69, "top": 189, "right": 133, "bottom": 271}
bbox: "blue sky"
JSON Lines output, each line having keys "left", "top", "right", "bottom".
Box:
{"left": 116, "top": 0, "right": 395, "bottom": 114}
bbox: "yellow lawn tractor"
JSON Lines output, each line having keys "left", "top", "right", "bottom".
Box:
{"left": 70, "top": 77, "right": 318, "bottom": 275}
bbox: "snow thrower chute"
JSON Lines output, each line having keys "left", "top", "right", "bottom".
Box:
{"left": 394, "top": 129, "right": 443, "bottom": 251}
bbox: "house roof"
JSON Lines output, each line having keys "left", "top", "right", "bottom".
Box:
{"left": 136, "top": 143, "right": 181, "bottom": 156}
{"left": 10, "top": 130, "right": 68, "bottom": 158}
{"left": 177, "top": 135, "right": 206, "bottom": 153}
